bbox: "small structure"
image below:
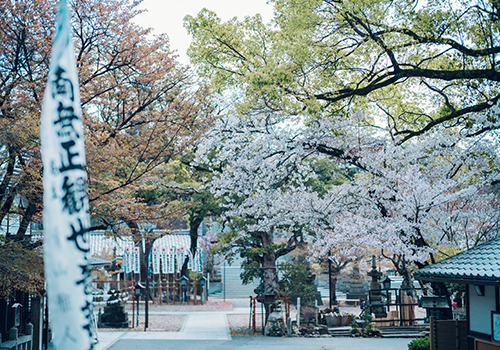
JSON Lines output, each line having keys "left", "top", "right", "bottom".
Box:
{"left": 97, "top": 290, "right": 129, "bottom": 328}
{"left": 366, "top": 256, "right": 387, "bottom": 318}
{"left": 265, "top": 311, "right": 285, "bottom": 336}
{"left": 419, "top": 296, "right": 450, "bottom": 321}
{"left": 415, "top": 237, "right": 500, "bottom": 350}
{"left": 346, "top": 264, "right": 367, "bottom": 302}
{"left": 265, "top": 302, "right": 285, "bottom": 336}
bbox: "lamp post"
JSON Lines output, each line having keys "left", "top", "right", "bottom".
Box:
{"left": 145, "top": 263, "right": 152, "bottom": 331}
{"left": 328, "top": 256, "right": 333, "bottom": 308}
{"left": 382, "top": 276, "right": 392, "bottom": 310}
{"left": 260, "top": 266, "right": 264, "bottom": 336}
{"left": 135, "top": 282, "right": 144, "bottom": 327}
{"left": 179, "top": 275, "right": 188, "bottom": 306}
{"left": 382, "top": 276, "right": 391, "bottom": 290}
{"left": 199, "top": 276, "right": 207, "bottom": 305}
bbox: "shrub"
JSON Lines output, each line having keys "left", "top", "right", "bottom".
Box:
{"left": 408, "top": 336, "right": 430, "bottom": 350}
{"left": 278, "top": 262, "right": 316, "bottom": 306}
{"left": 360, "top": 312, "right": 373, "bottom": 321}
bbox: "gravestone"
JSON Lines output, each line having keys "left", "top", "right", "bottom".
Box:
{"left": 346, "top": 265, "right": 367, "bottom": 301}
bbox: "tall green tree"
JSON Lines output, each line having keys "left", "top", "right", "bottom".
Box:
{"left": 185, "top": 0, "right": 500, "bottom": 140}
{"left": 186, "top": 0, "right": 500, "bottom": 315}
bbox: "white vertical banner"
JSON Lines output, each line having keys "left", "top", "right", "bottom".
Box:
{"left": 40, "top": 1, "right": 93, "bottom": 349}
{"left": 176, "top": 248, "right": 184, "bottom": 273}
{"left": 152, "top": 248, "right": 160, "bottom": 274}
{"left": 160, "top": 248, "right": 167, "bottom": 273}
{"left": 132, "top": 247, "right": 140, "bottom": 273}
{"left": 126, "top": 247, "right": 133, "bottom": 273}
{"left": 194, "top": 247, "right": 202, "bottom": 274}
{"left": 168, "top": 248, "right": 175, "bottom": 274}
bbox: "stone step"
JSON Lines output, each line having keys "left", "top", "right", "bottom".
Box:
{"left": 324, "top": 325, "right": 428, "bottom": 338}
{"left": 379, "top": 326, "right": 429, "bottom": 332}
{"left": 381, "top": 333, "right": 425, "bottom": 338}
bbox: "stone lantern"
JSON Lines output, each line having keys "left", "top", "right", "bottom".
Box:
{"left": 366, "top": 256, "right": 387, "bottom": 318}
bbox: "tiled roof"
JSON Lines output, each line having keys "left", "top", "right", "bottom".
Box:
{"left": 89, "top": 256, "right": 111, "bottom": 267}
{"left": 89, "top": 230, "right": 195, "bottom": 256}
{"left": 414, "top": 237, "right": 500, "bottom": 284}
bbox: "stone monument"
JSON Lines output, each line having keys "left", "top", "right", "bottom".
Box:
{"left": 346, "top": 263, "right": 367, "bottom": 301}
{"left": 366, "top": 256, "right": 387, "bottom": 318}
{"left": 97, "top": 290, "right": 129, "bottom": 328}
{"left": 265, "top": 302, "right": 285, "bottom": 336}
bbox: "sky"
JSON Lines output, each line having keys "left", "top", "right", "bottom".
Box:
{"left": 133, "top": 0, "right": 274, "bottom": 65}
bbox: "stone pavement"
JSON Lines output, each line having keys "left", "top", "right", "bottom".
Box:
{"left": 94, "top": 312, "right": 231, "bottom": 349}
{"left": 93, "top": 298, "right": 414, "bottom": 350}
{"left": 98, "top": 335, "right": 413, "bottom": 350}
{"left": 95, "top": 298, "right": 261, "bottom": 349}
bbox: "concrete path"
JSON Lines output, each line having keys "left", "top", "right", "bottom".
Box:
{"left": 179, "top": 312, "right": 231, "bottom": 340}
{"left": 94, "top": 311, "right": 231, "bottom": 349}
{"left": 93, "top": 298, "right": 415, "bottom": 350}
{"left": 100, "top": 335, "right": 413, "bottom": 350}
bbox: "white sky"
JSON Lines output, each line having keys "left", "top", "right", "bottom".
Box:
{"left": 133, "top": 0, "right": 274, "bottom": 65}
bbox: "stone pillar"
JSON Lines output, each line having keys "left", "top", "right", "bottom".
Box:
{"left": 31, "top": 297, "right": 43, "bottom": 350}
{"left": 296, "top": 297, "right": 301, "bottom": 327}
{"left": 25, "top": 322, "right": 33, "bottom": 335}
{"left": 25, "top": 323, "right": 33, "bottom": 350}
{"left": 346, "top": 263, "right": 367, "bottom": 301}
{"left": 9, "top": 326, "right": 18, "bottom": 340}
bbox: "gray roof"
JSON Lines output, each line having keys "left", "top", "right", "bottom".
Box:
{"left": 89, "top": 257, "right": 111, "bottom": 267}
{"left": 414, "top": 237, "right": 500, "bottom": 285}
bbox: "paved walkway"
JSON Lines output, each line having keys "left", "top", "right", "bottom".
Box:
{"left": 95, "top": 311, "right": 232, "bottom": 349}
{"left": 93, "top": 298, "right": 414, "bottom": 350}
{"left": 97, "top": 334, "right": 413, "bottom": 350}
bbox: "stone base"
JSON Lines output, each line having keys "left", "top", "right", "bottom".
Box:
{"left": 98, "top": 304, "right": 129, "bottom": 329}
{"left": 98, "top": 321, "right": 129, "bottom": 329}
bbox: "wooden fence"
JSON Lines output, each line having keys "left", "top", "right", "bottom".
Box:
{"left": 429, "top": 317, "right": 467, "bottom": 350}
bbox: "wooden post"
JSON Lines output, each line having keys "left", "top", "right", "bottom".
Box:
{"left": 430, "top": 316, "right": 436, "bottom": 350}
{"left": 31, "top": 297, "right": 43, "bottom": 350}
{"left": 167, "top": 273, "right": 174, "bottom": 304}
{"left": 297, "top": 297, "right": 301, "bottom": 327}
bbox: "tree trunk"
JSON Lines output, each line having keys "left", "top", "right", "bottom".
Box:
{"left": 181, "top": 216, "right": 203, "bottom": 277}
{"left": 330, "top": 269, "right": 340, "bottom": 306}
{"left": 260, "top": 228, "right": 279, "bottom": 322}
{"left": 16, "top": 201, "right": 37, "bottom": 238}
{"left": 138, "top": 237, "right": 154, "bottom": 330}
{"left": 139, "top": 238, "right": 154, "bottom": 286}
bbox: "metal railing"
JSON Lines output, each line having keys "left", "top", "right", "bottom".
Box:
{"left": 367, "top": 287, "right": 426, "bottom": 325}
{"left": 0, "top": 324, "right": 32, "bottom": 350}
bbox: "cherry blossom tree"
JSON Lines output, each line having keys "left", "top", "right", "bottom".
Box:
{"left": 195, "top": 107, "right": 499, "bottom": 304}
{"left": 187, "top": 0, "right": 500, "bottom": 312}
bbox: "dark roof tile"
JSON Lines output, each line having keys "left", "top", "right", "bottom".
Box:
{"left": 415, "top": 237, "right": 500, "bottom": 283}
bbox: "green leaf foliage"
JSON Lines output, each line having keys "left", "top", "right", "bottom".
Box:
{"left": 408, "top": 336, "right": 430, "bottom": 350}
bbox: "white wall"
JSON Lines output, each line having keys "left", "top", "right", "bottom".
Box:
{"left": 469, "top": 284, "right": 496, "bottom": 335}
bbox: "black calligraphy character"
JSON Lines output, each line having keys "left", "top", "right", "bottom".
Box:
{"left": 81, "top": 300, "right": 94, "bottom": 341}
{"left": 54, "top": 103, "right": 79, "bottom": 138}
{"left": 63, "top": 325, "right": 78, "bottom": 344}
{"left": 62, "top": 176, "right": 86, "bottom": 214}
{"left": 60, "top": 140, "right": 84, "bottom": 172}
{"left": 51, "top": 66, "right": 74, "bottom": 102}
{"left": 67, "top": 219, "right": 89, "bottom": 253}
{"left": 56, "top": 293, "right": 71, "bottom": 313}
{"left": 76, "top": 263, "right": 91, "bottom": 286}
